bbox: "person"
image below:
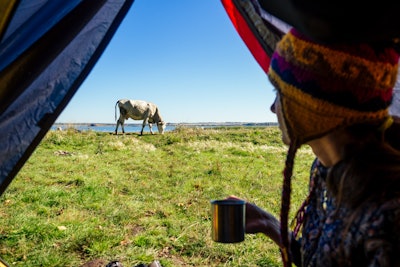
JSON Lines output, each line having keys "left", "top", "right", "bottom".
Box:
{"left": 229, "top": 28, "right": 400, "bottom": 266}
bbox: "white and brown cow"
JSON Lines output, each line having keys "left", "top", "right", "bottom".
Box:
{"left": 115, "top": 99, "right": 166, "bottom": 135}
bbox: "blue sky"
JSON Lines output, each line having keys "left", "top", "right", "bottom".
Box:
{"left": 56, "top": 1, "right": 277, "bottom": 124}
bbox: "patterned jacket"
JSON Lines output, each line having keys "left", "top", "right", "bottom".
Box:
{"left": 292, "top": 159, "right": 400, "bottom": 267}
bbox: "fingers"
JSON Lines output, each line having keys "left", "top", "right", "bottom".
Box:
{"left": 225, "top": 195, "right": 243, "bottom": 201}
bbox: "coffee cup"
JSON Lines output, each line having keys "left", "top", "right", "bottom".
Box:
{"left": 210, "top": 199, "right": 245, "bottom": 243}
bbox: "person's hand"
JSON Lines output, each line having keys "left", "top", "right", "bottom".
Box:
{"left": 225, "top": 196, "right": 283, "bottom": 247}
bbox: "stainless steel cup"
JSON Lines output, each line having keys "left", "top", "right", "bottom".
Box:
{"left": 210, "top": 199, "right": 245, "bottom": 243}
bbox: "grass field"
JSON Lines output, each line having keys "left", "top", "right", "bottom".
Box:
{"left": 0, "top": 126, "right": 315, "bottom": 267}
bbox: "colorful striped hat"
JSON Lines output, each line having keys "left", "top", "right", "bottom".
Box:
{"left": 268, "top": 28, "right": 400, "bottom": 144}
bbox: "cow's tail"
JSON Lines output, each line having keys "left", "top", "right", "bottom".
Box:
{"left": 115, "top": 100, "right": 120, "bottom": 121}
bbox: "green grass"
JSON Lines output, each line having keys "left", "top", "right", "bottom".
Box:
{"left": 0, "top": 126, "right": 315, "bottom": 266}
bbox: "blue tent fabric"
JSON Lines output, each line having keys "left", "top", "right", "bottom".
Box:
{"left": 0, "top": 0, "right": 135, "bottom": 195}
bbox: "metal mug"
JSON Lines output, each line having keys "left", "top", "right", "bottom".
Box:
{"left": 210, "top": 199, "right": 245, "bottom": 243}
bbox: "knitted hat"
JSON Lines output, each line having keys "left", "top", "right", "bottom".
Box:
{"left": 268, "top": 28, "right": 399, "bottom": 145}
{"left": 267, "top": 28, "right": 399, "bottom": 267}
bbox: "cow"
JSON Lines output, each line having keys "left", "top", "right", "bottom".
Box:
{"left": 115, "top": 99, "right": 166, "bottom": 135}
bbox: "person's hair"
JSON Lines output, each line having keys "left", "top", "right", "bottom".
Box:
{"left": 327, "top": 117, "right": 400, "bottom": 208}
{"left": 323, "top": 117, "right": 400, "bottom": 264}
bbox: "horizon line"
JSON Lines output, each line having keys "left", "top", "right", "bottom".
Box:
{"left": 54, "top": 121, "right": 278, "bottom": 126}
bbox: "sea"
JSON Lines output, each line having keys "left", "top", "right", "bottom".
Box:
{"left": 52, "top": 124, "right": 176, "bottom": 133}
{"left": 52, "top": 122, "right": 278, "bottom": 134}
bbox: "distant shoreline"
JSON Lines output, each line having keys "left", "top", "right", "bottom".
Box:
{"left": 54, "top": 122, "right": 278, "bottom": 127}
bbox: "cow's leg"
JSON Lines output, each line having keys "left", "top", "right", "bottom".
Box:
{"left": 140, "top": 124, "right": 145, "bottom": 135}
{"left": 115, "top": 107, "right": 127, "bottom": 135}
{"left": 115, "top": 119, "right": 120, "bottom": 134}
{"left": 140, "top": 119, "right": 147, "bottom": 135}
{"left": 141, "top": 109, "right": 152, "bottom": 135}
{"left": 121, "top": 119, "right": 125, "bottom": 134}
{"left": 115, "top": 116, "right": 125, "bottom": 135}
{"left": 148, "top": 123, "right": 154, "bottom": 135}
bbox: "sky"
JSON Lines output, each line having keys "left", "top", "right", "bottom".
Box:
{"left": 56, "top": 0, "right": 277, "bottom": 124}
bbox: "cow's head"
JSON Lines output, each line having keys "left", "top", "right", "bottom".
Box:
{"left": 157, "top": 121, "right": 166, "bottom": 134}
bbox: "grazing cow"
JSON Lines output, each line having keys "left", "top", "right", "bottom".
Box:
{"left": 115, "top": 99, "right": 166, "bottom": 135}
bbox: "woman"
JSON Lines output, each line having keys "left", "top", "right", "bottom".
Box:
{"left": 231, "top": 29, "right": 400, "bottom": 266}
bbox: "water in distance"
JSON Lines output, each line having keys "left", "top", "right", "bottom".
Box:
{"left": 52, "top": 122, "right": 278, "bottom": 134}
{"left": 52, "top": 124, "right": 175, "bottom": 133}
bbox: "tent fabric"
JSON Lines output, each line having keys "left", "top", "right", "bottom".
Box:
{"left": 0, "top": 0, "right": 135, "bottom": 195}
{"left": 255, "top": 0, "right": 400, "bottom": 44}
{"left": 0, "top": 1, "right": 20, "bottom": 41}
{"left": 221, "top": 0, "right": 288, "bottom": 74}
